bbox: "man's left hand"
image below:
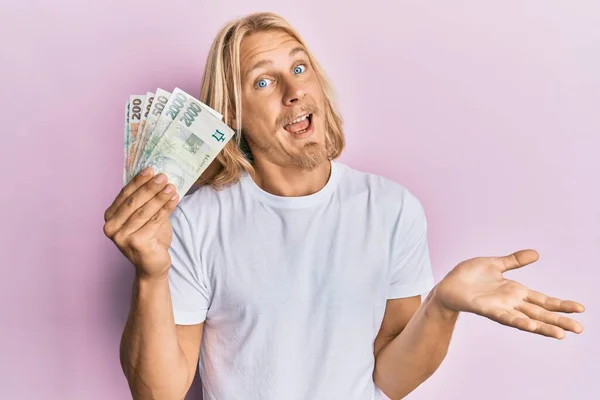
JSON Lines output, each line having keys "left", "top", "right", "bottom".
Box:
{"left": 434, "top": 249, "right": 585, "bottom": 339}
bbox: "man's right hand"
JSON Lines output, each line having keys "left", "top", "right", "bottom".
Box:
{"left": 103, "top": 167, "right": 179, "bottom": 280}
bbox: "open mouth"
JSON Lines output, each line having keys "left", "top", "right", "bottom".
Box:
{"left": 283, "top": 113, "right": 313, "bottom": 135}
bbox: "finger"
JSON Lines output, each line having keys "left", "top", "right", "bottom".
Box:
{"left": 119, "top": 185, "right": 178, "bottom": 236}
{"left": 517, "top": 302, "right": 584, "bottom": 334}
{"left": 495, "top": 249, "right": 539, "bottom": 272}
{"left": 134, "top": 193, "right": 180, "bottom": 237}
{"left": 507, "top": 308, "right": 529, "bottom": 320}
{"left": 104, "top": 167, "right": 154, "bottom": 222}
{"left": 104, "top": 173, "right": 170, "bottom": 238}
{"left": 526, "top": 290, "right": 585, "bottom": 313}
{"left": 490, "top": 307, "right": 539, "bottom": 333}
{"left": 490, "top": 307, "right": 565, "bottom": 339}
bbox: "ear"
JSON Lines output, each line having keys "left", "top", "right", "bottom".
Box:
{"left": 225, "top": 104, "right": 240, "bottom": 130}
{"left": 229, "top": 117, "right": 240, "bottom": 130}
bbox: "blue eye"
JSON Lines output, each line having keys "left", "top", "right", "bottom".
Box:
{"left": 293, "top": 65, "right": 306, "bottom": 74}
{"left": 256, "top": 79, "right": 269, "bottom": 88}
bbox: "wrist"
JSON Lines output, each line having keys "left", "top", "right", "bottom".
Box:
{"left": 131, "top": 269, "right": 171, "bottom": 306}
{"left": 135, "top": 268, "right": 170, "bottom": 284}
{"left": 427, "top": 285, "right": 460, "bottom": 321}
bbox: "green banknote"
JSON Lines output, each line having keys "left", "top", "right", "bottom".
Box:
{"left": 145, "top": 97, "right": 234, "bottom": 199}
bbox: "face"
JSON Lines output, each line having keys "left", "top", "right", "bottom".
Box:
{"left": 239, "top": 30, "right": 328, "bottom": 170}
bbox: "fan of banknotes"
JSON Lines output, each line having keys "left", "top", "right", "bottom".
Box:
{"left": 123, "top": 87, "right": 234, "bottom": 200}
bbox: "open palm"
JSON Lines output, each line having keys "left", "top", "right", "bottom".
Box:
{"left": 435, "top": 249, "right": 585, "bottom": 339}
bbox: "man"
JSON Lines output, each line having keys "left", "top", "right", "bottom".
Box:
{"left": 103, "top": 12, "right": 585, "bottom": 400}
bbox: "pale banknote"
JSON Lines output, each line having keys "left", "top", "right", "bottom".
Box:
{"left": 145, "top": 97, "right": 234, "bottom": 200}
{"left": 123, "top": 101, "right": 130, "bottom": 185}
{"left": 132, "top": 88, "right": 170, "bottom": 175}
{"left": 137, "top": 92, "right": 154, "bottom": 137}
{"left": 130, "top": 92, "right": 154, "bottom": 176}
{"left": 126, "top": 94, "right": 145, "bottom": 181}
{"left": 137, "top": 87, "right": 223, "bottom": 172}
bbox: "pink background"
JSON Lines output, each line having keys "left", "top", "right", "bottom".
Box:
{"left": 1, "top": 1, "right": 598, "bottom": 399}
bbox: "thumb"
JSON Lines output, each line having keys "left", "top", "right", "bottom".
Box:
{"left": 495, "top": 249, "right": 540, "bottom": 272}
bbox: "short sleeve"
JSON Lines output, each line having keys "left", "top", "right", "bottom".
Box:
{"left": 168, "top": 205, "right": 211, "bottom": 325}
{"left": 388, "top": 189, "right": 436, "bottom": 299}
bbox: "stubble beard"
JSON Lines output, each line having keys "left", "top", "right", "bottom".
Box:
{"left": 291, "top": 141, "right": 328, "bottom": 170}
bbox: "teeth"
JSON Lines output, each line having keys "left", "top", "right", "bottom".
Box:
{"left": 286, "top": 114, "right": 309, "bottom": 126}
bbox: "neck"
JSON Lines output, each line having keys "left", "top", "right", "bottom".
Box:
{"left": 251, "top": 158, "right": 332, "bottom": 197}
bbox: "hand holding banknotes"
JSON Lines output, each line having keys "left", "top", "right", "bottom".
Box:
{"left": 107, "top": 87, "right": 235, "bottom": 276}
{"left": 103, "top": 168, "right": 178, "bottom": 279}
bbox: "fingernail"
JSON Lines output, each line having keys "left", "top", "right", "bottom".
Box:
{"left": 163, "top": 184, "right": 173, "bottom": 193}
{"left": 154, "top": 174, "right": 166, "bottom": 184}
{"left": 141, "top": 167, "right": 153, "bottom": 176}
{"left": 170, "top": 194, "right": 178, "bottom": 202}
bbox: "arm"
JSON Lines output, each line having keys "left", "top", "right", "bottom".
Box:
{"left": 375, "top": 188, "right": 448, "bottom": 399}
{"left": 373, "top": 288, "right": 458, "bottom": 400}
{"left": 120, "top": 274, "right": 204, "bottom": 400}
{"left": 103, "top": 169, "right": 205, "bottom": 400}
{"left": 374, "top": 249, "right": 586, "bottom": 400}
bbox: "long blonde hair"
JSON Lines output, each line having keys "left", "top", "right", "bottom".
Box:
{"left": 195, "top": 12, "right": 345, "bottom": 189}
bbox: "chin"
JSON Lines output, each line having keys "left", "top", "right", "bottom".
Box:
{"left": 287, "top": 142, "right": 328, "bottom": 170}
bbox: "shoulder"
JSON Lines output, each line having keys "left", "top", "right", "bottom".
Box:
{"left": 336, "top": 162, "right": 425, "bottom": 217}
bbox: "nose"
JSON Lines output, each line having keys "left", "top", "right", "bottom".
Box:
{"left": 282, "top": 80, "right": 305, "bottom": 107}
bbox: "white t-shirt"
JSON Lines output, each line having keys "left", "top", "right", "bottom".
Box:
{"left": 168, "top": 160, "right": 435, "bottom": 400}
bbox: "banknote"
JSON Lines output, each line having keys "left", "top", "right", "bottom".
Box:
{"left": 132, "top": 88, "right": 170, "bottom": 175}
{"left": 126, "top": 94, "right": 145, "bottom": 181}
{"left": 136, "top": 88, "right": 190, "bottom": 173}
{"left": 145, "top": 97, "right": 234, "bottom": 199}
{"left": 130, "top": 92, "right": 154, "bottom": 176}
{"left": 137, "top": 92, "right": 154, "bottom": 137}
{"left": 123, "top": 101, "right": 130, "bottom": 185}
{"left": 136, "top": 87, "right": 223, "bottom": 173}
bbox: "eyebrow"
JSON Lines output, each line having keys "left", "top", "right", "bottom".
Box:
{"left": 244, "top": 46, "right": 308, "bottom": 79}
